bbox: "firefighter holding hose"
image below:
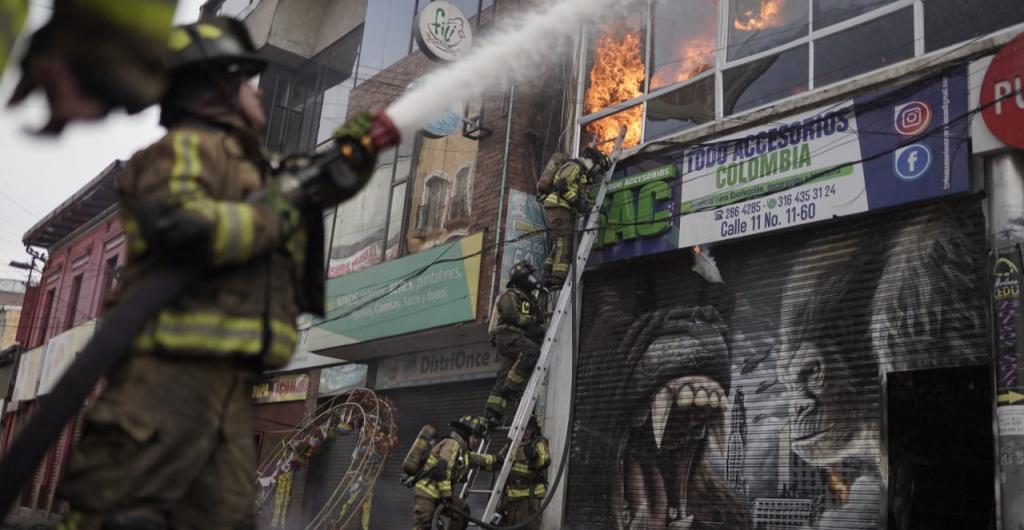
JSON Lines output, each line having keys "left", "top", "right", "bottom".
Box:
{"left": 55, "top": 17, "right": 396, "bottom": 529}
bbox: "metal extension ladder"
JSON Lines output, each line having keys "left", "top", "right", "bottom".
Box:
{"left": 462, "top": 129, "right": 627, "bottom": 526}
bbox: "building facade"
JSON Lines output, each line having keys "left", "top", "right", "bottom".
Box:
{"left": 0, "top": 161, "right": 125, "bottom": 523}
{"left": 210, "top": 0, "right": 575, "bottom": 528}
{"left": 559, "top": 2, "right": 1024, "bottom": 530}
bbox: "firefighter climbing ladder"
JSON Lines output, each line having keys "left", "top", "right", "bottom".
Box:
{"left": 465, "top": 128, "right": 627, "bottom": 525}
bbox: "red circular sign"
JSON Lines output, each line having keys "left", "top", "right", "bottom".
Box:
{"left": 982, "top": 33, "right": 1024, "bottom": 150}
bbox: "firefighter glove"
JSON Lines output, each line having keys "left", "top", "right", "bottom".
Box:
{"left": 523, "top": 443, "right": 539, "bottom": 461}
{"left": 263, "top": 180, "right": 303, "bottom": 236}
{"left": 525, "top": 322, "right": 545, "bottom": 342}
{"left": 333, "top": 111, "right": 377, "bottom": 172}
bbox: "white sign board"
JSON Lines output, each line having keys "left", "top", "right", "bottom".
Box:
{"left": 414, "top": 1, "right": 473, "bottom": 62}
{"left": 999, "top": 405, "right": 1024, "bottom": 436}
{"left": 38, "top": 323, "right": 94, "bottom": 395}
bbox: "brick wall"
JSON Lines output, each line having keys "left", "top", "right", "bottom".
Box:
{"left": 347, "top": 0, "right": 575, "bottom": 320}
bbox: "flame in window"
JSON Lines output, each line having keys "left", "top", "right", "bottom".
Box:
{"left": 734, "top": 0, "right": 785, "bottom": 31}
{"left": 651, "top": 34, "right": 716, "bottom": 89}
{"left": 584, "top": 24, "right": 645, "bottom": 153}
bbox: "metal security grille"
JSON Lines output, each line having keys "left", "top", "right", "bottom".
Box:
{"left": 567, "top": 197, "right": 989, "bottom": 530}
{"left": 369, "top": 378, "right": 495, "bottom": 530}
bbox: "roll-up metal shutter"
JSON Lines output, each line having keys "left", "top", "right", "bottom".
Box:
{"left": 369, "top": 378, "right": 495, "bottom": 529}
{"left": 301, "top": 400, "right": 361, "bottom": 527}
{"left": 568, "top": 198, "right": 990, "bottom": 530}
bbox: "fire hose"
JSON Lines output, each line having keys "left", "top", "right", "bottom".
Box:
{"left": 0, "top": 112, "right": 401, "bottom": 517}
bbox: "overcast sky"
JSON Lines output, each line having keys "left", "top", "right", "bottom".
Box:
{"left": 0, "top": 0, "right": 205, "bottom": 282}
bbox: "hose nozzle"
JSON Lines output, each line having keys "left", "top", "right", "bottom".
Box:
{"left": 369, "top": 110, "right": 401, "bottom": 152}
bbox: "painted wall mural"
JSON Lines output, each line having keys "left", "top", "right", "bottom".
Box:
{"left": 568, "top": 199, "right": 988, "bottom": 530}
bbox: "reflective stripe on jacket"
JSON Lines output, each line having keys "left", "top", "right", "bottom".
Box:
{"left": 414, "top": 433, "right": 497, "bottom": 500}
{"left": 492, "top": 287, "right": 541, "bottom": 336}
{"left": 542, "top": 161, "right": 589, "bottom": 213}
{"left": 115, "top": 121, "right": 324, "bottom": 369}
{"left": 0, "top": 0, "right": 27, "bottom": 73}
{"left": 504, "top": 437, "right": 550, "bottom": 499}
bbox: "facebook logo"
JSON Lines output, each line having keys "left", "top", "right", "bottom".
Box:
{"left": 893, "top": 144, "right": 932, "bottom": 181}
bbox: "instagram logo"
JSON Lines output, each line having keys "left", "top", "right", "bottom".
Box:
{"left": 894, "top": 101, "right": 932, "bottom": 136}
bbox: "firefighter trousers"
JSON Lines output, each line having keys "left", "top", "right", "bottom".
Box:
{"left": 505, "top": 496, "right": 542, "bottom": 530}
{"left": 413, "top": 495, "right": 469, "bottom": 530}
{"left": 59, "top": 355, "right": 257, "bottom": 530}
{"left": 486, "top": 331, "right": 541, "bottom": 422}
{"left": 542, "top": 205, "right": 574, "bottom": 287}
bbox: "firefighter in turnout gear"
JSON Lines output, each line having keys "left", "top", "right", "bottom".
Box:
{"left": 485, "top": 261, "right": 546, "bottom": 427}
{"left": 498, "top": 415, "right": 550, "bottom": 530}
{"left": 412, "top": 415, "right": 497, "bottom": 530}
{"left": 57, "top": 18, "right": 379, "bottom": 530}
{"left": 3, "top": 0, "right": 178, "bottom": 133}
{"left": 538, "top": 147, "right": 611, "bottom": 288}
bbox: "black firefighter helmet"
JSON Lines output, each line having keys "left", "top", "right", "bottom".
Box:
{"left": 507, "top": 260, "right": 538, "bottom": 290}
{"left": 451, "top": 415, "right": 489, "bottom": 439}
{"left": 580, "top": 146, "right": 612, "bottom": 173}
{"left": 165, "top": 17, "right": 267, "bottom": 78}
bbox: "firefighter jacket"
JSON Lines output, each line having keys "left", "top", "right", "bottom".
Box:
{"left": 414, "top": 432, "right": 497, "bottom": 500}
{"left": 490, "top": 286, "right": 543, "bottom": 338}
{"left": 114, "top": 117, "right": 325, "bottom": 369}
{"left": 501, "top": 436, "right": 550, "bottom": 500}
{"left": 2, "top": 0, "right": 175, "bottom": 111}
{"left": 542, "top": 159, "right": 590, "bottom": 214}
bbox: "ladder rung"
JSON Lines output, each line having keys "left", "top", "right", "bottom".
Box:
{"left": 467, "top": 489, "right": 492, "bottom": 494}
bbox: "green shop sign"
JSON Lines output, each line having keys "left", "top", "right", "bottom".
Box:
{"left": 589, "top": 163, "right": 680, "bottom": 266}
{"left": 304, "top": 233, "right": 483, "bottom": 351}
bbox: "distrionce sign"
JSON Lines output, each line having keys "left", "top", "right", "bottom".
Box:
{"left": 415, "top": 1, "right": 473, "bottom": 62}
{"left": 981, "top": 32, "right": 1024, "bottom": 150}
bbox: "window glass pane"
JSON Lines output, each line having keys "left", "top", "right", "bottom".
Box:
{"left": 386, "top": 183, "right": 408, "bottom": 261}
{"left": 925, "top": 0, "right": 1024, "bottom": 52}
{"left": 580, "top": 104, "right": 644, "bottom": 154}
{"left": 728, "top": 0, "right": 809, "bottom": 60}
{"left": 315, "top": 29, "right": 362, "bottom": 144}
{"left": 813, "top": 0, "right": 896, "bottom": 29}
{"left": 650, "top": 0, "right": 716, "bottom": 91}
{"left": 584, "top": 16, "right": 646, "bottom": 115}
{"left": 724, "top": 44, "right": 808, "bottom": 115}
{"left": 327, "top": 151, "right": 394, "bottom": 277}
{"left": 644, "top": 76, "right": 716, "bottom": 141}
{"left": 217, "top": 0, "right": 258, "bottom": 17}
{"left": 815, "top": 8, "right": 914, "bottom": 87}
{"left": 358, "top": 0, "right": 416, "bottom": 81}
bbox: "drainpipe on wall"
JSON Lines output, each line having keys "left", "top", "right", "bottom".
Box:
{"left": 487, "top": 85, "right": 516, "bottom": 307}
{"left": 986, "top": 150, "right": 1024, "bottom": 530}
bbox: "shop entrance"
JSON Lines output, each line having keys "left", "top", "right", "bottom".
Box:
{"left": 886, "top": 365, "right": 995, "bottom": 529}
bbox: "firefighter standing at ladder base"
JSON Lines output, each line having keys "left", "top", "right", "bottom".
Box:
{"left": 537, "top": 147, "right": 612, "bottom": 288}
{"left": 484, "top": 261, "right": 546, "bottom": 427}
{"left": 412, "top": 416, "right": 497, "bottom": 530}
{"left": 56, "top": 18, "right": 381, "bottom": 530}
{"left": 498, "top": 414, "right": 550, "bottom": 530}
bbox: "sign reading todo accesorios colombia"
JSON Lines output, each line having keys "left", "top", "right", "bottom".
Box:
{"left": 676, "top": 68, "right": 969, "bottom": 247}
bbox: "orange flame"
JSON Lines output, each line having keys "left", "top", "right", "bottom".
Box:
{"left": 651, "top": 35, "right": 715, "bottom": 90}
{"left": 734, "top": 0, "right": 784, "bottom": 31}
{"left": 584, "top": 24, "right": 644, "bottom": 153}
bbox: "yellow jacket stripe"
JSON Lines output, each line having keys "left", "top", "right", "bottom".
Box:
{"left": 79, "top": 0, "right": 175, "bottom": 40}
{"left": 133, "top": 310, "right": 298, "bottom": 359}
{"left": 0, "top": 0, "right": 27, "bottom": 73}
{"left": 168, "top": 131, "right": 264, "bottom": 266}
